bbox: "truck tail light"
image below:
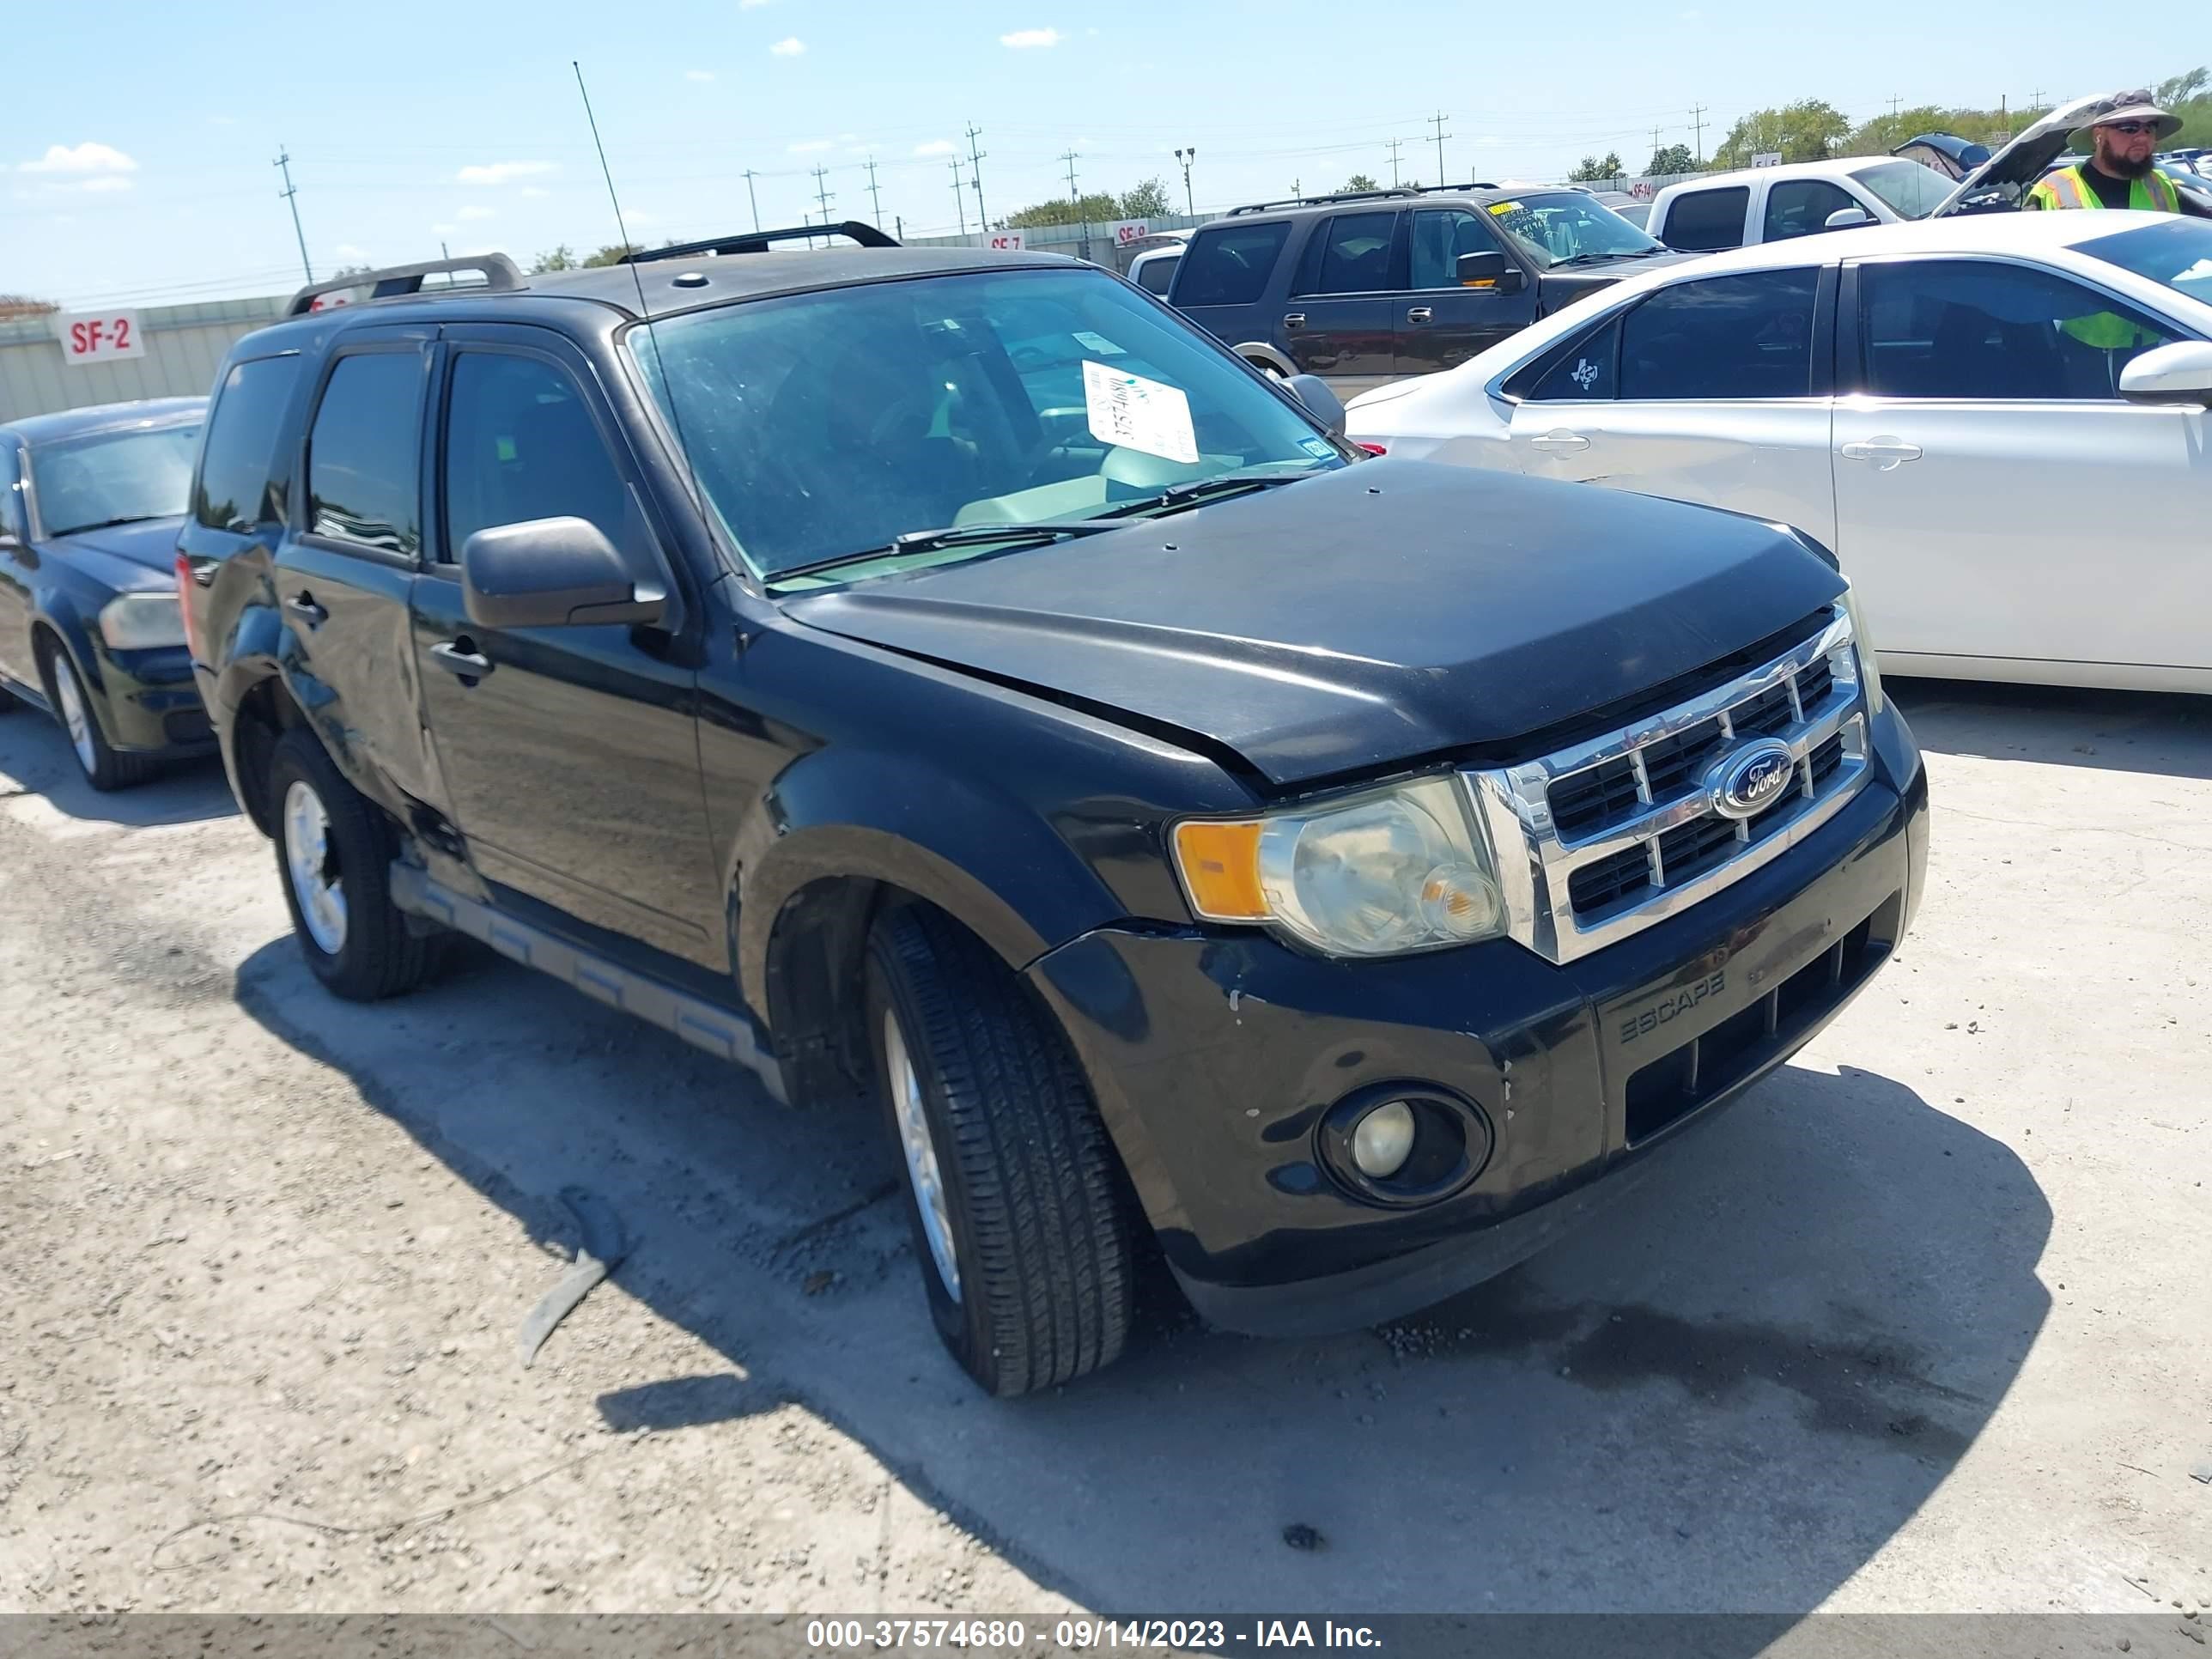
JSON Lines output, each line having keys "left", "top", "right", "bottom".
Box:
{"left": 1356, "top": 442, "right": 1388, "bottom": 456}
{"left": 174, "top": 552, "right": 203, "bottom": 663}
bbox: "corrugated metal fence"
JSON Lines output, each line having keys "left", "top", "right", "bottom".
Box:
{"left": 0, "top": 295, "right": 286, "bottom": 423}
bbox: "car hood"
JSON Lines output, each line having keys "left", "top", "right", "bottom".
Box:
{"left": 1933, "top": 92, "right": 2112, "bottom": 215}
{"left": 781, "top": 461, "right": 1844, "bottom": 788}
{"left": 1535, "top": 249, "right": 1698, "bottom": 307}
{"left": 45, "top": 516, "right": 186, "bottom": 588}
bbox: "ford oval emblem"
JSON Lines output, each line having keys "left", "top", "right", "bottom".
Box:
{"left": 1708, "top": 738, "right": 1796, "bottom": 820}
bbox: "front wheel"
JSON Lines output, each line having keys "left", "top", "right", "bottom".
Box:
{"left": 866, "top": 905, "right": 1137, "bottom": 1396}
{"left": 267, "top": 727, "right": 439, "bottom": 1001}
{"left": 41, "top": 641, "right": 155, "bottom": 791}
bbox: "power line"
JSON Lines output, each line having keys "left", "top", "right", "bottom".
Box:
{"left": 948, "top": 155, "right": 968, "bottom": 235}
{"left": 274, "top": 147, "right": 313, "bottom": 284}
{"left": 965, "top": 124, "right": 989, "bottom": 231}
{"left": 1427, "top": 111, "right": 1450, "bottom": 185}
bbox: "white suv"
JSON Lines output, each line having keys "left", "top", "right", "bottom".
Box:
{"left": 1648, "top": 157, "right": 1954, "bottom": 252}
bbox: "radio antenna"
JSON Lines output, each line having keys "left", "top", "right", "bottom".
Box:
{"left": 572, "top": 60, "right": 709, "bottom": 524}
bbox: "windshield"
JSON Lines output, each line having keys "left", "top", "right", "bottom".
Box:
{"left": 30, "top": 423, "right": 201, "bottom": 538}
{"left": 2082, "top": 216, "right": 2212, "bottom": 310}
{"left": 1850, "top": 160, "right": 1952, "bottom": 220}
{"left": 1480, "top": 191, "right": 1663, "bottom": 268}
{"left": 629, "top": 266, "right": 1343, "bottom": 583}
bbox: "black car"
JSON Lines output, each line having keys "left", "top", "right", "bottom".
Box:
{"left": 183, "top": 231, "right": 1926, "bottom": 1395}
{"left": 1167, "top": 184, "right": 1691, "bottom": 394}
{"left": 0, "top": 397, "right": 213, "bottom": 788}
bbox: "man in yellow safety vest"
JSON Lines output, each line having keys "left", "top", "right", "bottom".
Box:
{"left": 2027, "top": 91, "right": 2205, "bottom": 215}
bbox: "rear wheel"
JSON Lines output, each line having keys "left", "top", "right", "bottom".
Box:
{"left": 866, "top": 904, "right": 1136, "bottom": 1396}
{"left": 267, "top": 727, "right": 438, "bottom": 1001}
{"left": 40, "top": 640, "right": 155, "bottom": 791}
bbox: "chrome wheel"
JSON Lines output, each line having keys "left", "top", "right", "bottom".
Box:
{"left": 885, "top": 1009, "right": 961, "bottom": 1302}
{"left": 282, "top": 780, "right": 348, "bottom": 956}
{"left": 52, "top": 660, "right": 97, "bottom": 775}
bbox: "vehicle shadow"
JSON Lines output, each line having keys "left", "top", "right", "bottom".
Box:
{"left": 234, "top": 933, "right": 2049, "bottom": 1622}
{"left": 0, "top": 713, "right": 238, "bottom": 827}
{"left": 1891, "top": 675, "right": 2212, "bottom": 781}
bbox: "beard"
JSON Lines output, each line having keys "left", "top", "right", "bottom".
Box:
{"left": 2099, "top": 144, "right": 2155, "bottom": 179}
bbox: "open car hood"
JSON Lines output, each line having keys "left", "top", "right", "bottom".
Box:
{"left": 1931, "top": 93, "right": 2114, "bottom": 216}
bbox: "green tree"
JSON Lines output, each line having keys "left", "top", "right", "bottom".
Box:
{"left": 1842, "top": 105, "right": 1952, "bottom": 156}
{"left": 1568, "top": 151, "right": 1625, "bottom": 182}
{"left": 1711, "top": 99, "right": 1850, "bottom": 168}
{"left": 2158, "top": 67, "right": 2208, "bottom": 106}
{"left": 1007, "top": 191, "right": 1124, "bottom": 228}
{"left": 581, "top": 243, "right": 641, "bottom": 268}
{"left": 1646, "top": 143, "right": 1695, "bottom": 176}
{"left": 1118, "top": 177, "right": 1173, "bottom": 217}
{"left": 532, "top": 245, "right": 578, "bottom": 273}
{"left": 1339, "top": 173, "right": 1380, "bottom": 192}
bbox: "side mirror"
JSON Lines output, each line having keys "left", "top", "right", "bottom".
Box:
{"left": 1282, "top": 373, "right": 1346, "bottom": 437}
{"left": 2118, "top": 340, "right": 2212, "bottom": 406}
{"left": 1455, "top": 251, "right": 1526, "bottom": 293}
{"left": 459, "top": 516, "right": 666, "bottom": 629}
{"left": 1824, "top": 206, "right": 1876, "bottom": 229}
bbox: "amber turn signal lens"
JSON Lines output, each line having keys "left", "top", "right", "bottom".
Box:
{"left": 1172, "top": 820, "right": 1267, "bottom": 921}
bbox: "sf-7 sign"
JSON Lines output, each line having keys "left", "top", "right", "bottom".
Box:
{"left": 53, "top": 311, "right": 147, "bottom": 366}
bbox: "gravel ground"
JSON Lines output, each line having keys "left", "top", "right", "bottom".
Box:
{"left": 2, "top": 678, "right": 2208, "bottom": 1624}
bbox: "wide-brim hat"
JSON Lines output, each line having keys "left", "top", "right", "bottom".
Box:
{"left": 2076, "top": 91, "right": 2185, "bottom": 142}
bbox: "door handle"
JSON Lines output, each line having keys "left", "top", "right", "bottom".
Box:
{"left": 429, "top": 641, "right": 494, "bottom": 682}
{"left": 285, "top": 592, "right": 328, "bottom": 627}
{"left": 1838, "top": 439, "right": 1922, "bottom": 469}
{"left": 1283, "top": 313, "right": 1306, "bottom": 330}
{"left": 1528, "top": 430, "right": 1591, "bottom": 453}
{"left": 1407, "top": 307, "right": 1434, "bottom": 324}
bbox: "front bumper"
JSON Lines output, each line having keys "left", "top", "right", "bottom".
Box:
{"left": 90, "top": 641, "right": 214, "bottom": 757}
{"left": 1026, "top": 707, "right": 1928, "bottom": 1336}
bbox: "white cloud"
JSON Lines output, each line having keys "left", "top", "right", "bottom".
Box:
{"left": 336, "top": 243, "right": 368, "bottom": 261}
{"left": 457, "top": 204, "right": 496, "bottom": 221}
{"left": 520, "top": 185, "right": 551, "bottom": 198}
{"left": 685, "top": 69, "right": 715, "bottom": 82}
{"left": 769, "top": 36, "right": 805, "bottom": 55}
{"left": 20, "top": 142, "right": 137, "bottom": 175}
{"left": 914, "top": 139, "right": 956, "bottom": 156}
{"left": 455, "top": 160, "right": 555, "bottom": 185}
{"left": 1000, "top": 27, "right": 1060, "bottom": 47}
{"left": 78, "top": 175, "right": 132, "bottom": 193}
{"left": 788, "top": 138, "right": 836, "bottom": 154}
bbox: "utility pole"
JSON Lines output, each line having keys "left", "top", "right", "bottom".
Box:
{"left": 949, "top": 157, "right": 968, "bottom": 235}
{"left": 2000, "top": 94, "right": 2009, "bottom": 138}
{"left": 1689, "top": 105, "right": 1709, "bottom": 167}
{"left": 1174, "top": 146, "right": 1196, "bottom": 214}
{"left": 274, "top": 147, "right": 313, "bottom": 284}
{"left": 1061, "top": 149, "right": 1091, "bottom": 261}
{"left": 811, "top": 165, "right": 833, "bottom": 236}
{"left": 965, "top": 124, "right": 989, "bottom": 231}
{"left": 2029, "top": 87, "right": 2046, "bottom": 113}
{"left": 863, "top": 157, "right": 883, "bottom": 227}
{"left": 895, "top": 214, "right": 903, "bottom": 240}
{"left": 1385, "top": 137, "right": 1404, "bottom": 187}
{"left": 1888, "top": 94, "right": 1902, "bottom": 118}
{"left": 1650, "top": 124, "right": 1663, "bottom": 167}
{"left": 441, "top": 240, "right": 450, "bottom": 260}
{"left": 1427, "top": 112, "right": 1450, "bottom": 185}
{"left": 741, "top": 168, "right": 762, "bottom": 232}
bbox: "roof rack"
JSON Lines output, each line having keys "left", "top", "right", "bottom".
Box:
{"left": 1419, "top": 180, "right": 1504, "bottom": 193}
{"left": 286, "top": 253, "right": 524, "bottom": 317}
{"left": 1225, "top": 186, "right": 1424, "bottom": 216}
{"left": 623, "top": 222, "right": 899, "bottom": 263}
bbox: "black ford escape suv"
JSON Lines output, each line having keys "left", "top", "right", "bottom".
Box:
{"left": 179, "top": 227, "right": 1927, "bottom": 1395}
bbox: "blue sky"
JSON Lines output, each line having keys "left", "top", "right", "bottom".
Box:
{"left": 0, "top": 0, "right": 2186, "bottom": 307}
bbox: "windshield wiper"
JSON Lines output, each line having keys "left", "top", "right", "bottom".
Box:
{"left": 767, "top": 520, "right": 1126, "bottom": 583}
{"left": 1102, "top": 469, "right": 1318, "bottom": 520}
{"left": 52, "top": 514, "right": 167, "bottom": 536}
{"left": 1552, "top": 250, "right": 1650, "bottom": 266}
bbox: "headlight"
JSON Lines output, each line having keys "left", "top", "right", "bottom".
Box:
{"left": 98, "top": 591, "right": 188, "bottom": 651}
{"left": 1172, "top": 776, "right": 1504, "bottom": 957}
{"left": 1837, "top": 580, "right": 1887, "bottom": 714}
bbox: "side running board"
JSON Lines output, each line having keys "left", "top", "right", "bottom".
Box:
{"left": 387, "top": 863, "right": 788, "bottom": 1104}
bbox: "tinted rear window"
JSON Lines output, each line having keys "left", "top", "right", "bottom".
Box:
{"left": 1620, "top": 269, "right": 1819, "bottom": 398}
{"left": 307, "top": 352, "right": 423, "bottom": 556}
{"left": 1133, "top": 252, "right": 1179, "bottom": 295}
{"left": 1173, "top": 222, "right": 1290, "bottom": 307}
{"left": 193, "top": 355, "right": 301, "bottom": 532}
{"left": 1662, "top": 186, "right": 1750, "bottom": 251}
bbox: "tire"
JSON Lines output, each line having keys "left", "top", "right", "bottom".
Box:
{"left": 267, "top": 726, "right": 439, "bottom": 1001}
{"left": 866, "top": 904, "right": 1136, "bottom": 1396}
{"left": 39, "top": 638, "right": 156, "bottom": 791}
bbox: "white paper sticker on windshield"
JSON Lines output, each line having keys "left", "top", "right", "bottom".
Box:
{"left": 1072, "top": 330, "right": 1125, "bottom": 356}
{"left": 1082, "top": 360, "right": 1199, "bottom": 465}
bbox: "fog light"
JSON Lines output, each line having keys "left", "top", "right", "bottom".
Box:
{"left": 1351, "top": 1100, "right": 1417, "bottom": 1179}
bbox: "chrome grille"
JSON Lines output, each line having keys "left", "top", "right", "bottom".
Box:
{"left": 1464, "top": 605, "right": 1872, "bottom": 965}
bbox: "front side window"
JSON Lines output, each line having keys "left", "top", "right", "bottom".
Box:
{"left": 1764, "top": 179, "right": 1861, "bottom": 241}
{"left": 629, "top": 266, "right": 1342, "bottom": 582}
{"left": 194, "top": 356, "right": 301, "bottom": 533}
{"left": 307, "top": 353, "right": 423, "bottom": 556}
{"left": 1481, "top": 191, "right": 1662, "bottom": 268}
{"left": 1850, "top": 159, "right": 1953, "bottom": 220}
{"left": 1, "top": 442, "right": 25, "bottom": 538}
{"left": 1173, "top": 222, "right": 1290, "bottom": 307}
{"left": 1296, "top": 211, "right": 1401, "bottom": 295}
{"left": 1409, "top": 210, "right": 1498, "bottom": 289}
{"left": 442, "top": 353, "right": 628, "bottom": 559}
{"left": 1620, "top": 269, "right": 1819, "bottom": 399}
{"left": 1859, "top": 259, "right": 2182, "bottom": 400}
{"left": 2081, "top": 216, "right": 2212, "bottom": 310}
{"left": 29, "top": 423, "right": 202, "bottom": 538}
{"left": 1663, "top": 186, "right": 1751, "bottom": 252}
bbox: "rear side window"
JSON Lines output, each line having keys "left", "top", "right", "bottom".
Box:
{"left": 1516, "top": 316, "right": 1623, "bottom": 400}
{"left": 307, "top": 352, "right": 423, "bottom": 556}
{"left": 1295, "top": 211, "right": 1401, "bottom": 295}
{"left": 1620, "top": 270, "right": 1819, "bottom": 399}
{"left": 1662, "top": 186, "right": 1750, "bottom": 251}
{"left": 1173, "top": 222, "right": 1290, "bottom": 307}
{"left": 1763, "top": 179, "right": 1859, "bottom": 240}
{"left": 1133, "top": 254, "right": 1178, "bottom": 295}
{"left": 442, "top": 352, "right": 628, "bottom": 558}
{"left": 192, "top": 355, "right": 302, "bottom": 532}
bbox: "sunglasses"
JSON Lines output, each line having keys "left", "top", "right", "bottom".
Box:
{"left": 2104, "top": 121, "right": 2157, "bottom": 135}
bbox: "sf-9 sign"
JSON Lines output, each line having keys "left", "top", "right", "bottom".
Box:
{"left": 54, "top": 311, "right": 148, "bottom": 366}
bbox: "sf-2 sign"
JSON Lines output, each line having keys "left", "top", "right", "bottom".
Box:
{"left": 53, "top": 311, "right": 148, "bottom": 366}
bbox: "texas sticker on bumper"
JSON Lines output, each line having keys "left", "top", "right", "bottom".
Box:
{"left": 1082, "top": 360, "right": 1199, "bottom": 465}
